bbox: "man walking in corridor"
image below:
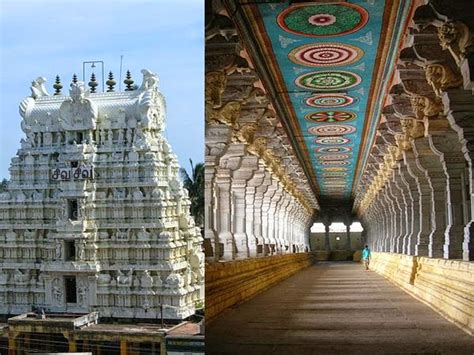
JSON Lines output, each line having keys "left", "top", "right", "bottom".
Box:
{"left": 362, "top": 245, "right": 371, "bottom": 270}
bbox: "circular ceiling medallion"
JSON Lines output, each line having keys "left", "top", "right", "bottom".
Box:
{"left": 277, "top": 3, "right": 369, "bottom": 37}
{"left": 306, "top": 93, "right": 355, "bottom": 108}
{"left": 321, "top": 160, "right": 350, "bottom": 166}
{"left": 315, "top": 136, "right": 351, "bottom": 145}
{"left": 296, "top": 71, "right": 361, "bottom": 91}
{"left": 318, "top": 154, "right": 350, "bottom": 161}
{"left": 308, "top": 124, "right": 356, "bottom": 136}
{"left": 305, "top": 111, "right": 356, "bottom": 123}
{"left": 315, "top": 146, "right": 352, "bottom": 154}
{"left": 289, "top": 43, "right": 363, "bottom": 67}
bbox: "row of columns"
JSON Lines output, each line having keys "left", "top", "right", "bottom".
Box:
{"left": 206, "top": 137, "right": 313, "bottom": 261}
{"left": 356, "top": 1, "right": 474, "bottom": 261}
{"left": 319, "top": 221, "right": 353, "bottom": 252}
{"left": 362, "top": 145, "right": 468, "bottom": 259}
{"left": 204, "top": 2, "right": 317, "bottom": 262}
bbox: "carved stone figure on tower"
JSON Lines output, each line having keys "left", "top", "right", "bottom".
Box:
{"left": 59, "top": 81, "right": 98, "bottom": 131}
{"left": 52, "top": 279, "right": 62, "bottom": 305}
{"left": 77, "top": 281, "right": 88, "bottom": 305}
{"left": 55, "top": 239, "right": 62, "bottom": 260}
{"left": 140, "top": 270, "right": 153, "bottom": 288}
{"left": 30, "top": 77, "right": 49, "bottom": 99}
{"left": 77, "top": 240, "right": 86, "bottom": 260}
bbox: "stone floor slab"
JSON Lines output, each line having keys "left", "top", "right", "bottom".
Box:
{"left": 206, "top": 262, "right": 474, "bottom": 354}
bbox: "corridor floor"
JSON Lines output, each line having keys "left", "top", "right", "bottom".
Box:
{"left": 206, "top": 262, "right": 474, "bottom": 354}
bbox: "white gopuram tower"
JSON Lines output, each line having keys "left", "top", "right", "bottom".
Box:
{"left": 0, "top": 69, "right": 204, "bottom": 319}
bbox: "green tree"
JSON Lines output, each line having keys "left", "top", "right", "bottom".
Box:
{"left": 0, "top": 179, "right": 7, "bottom": 193}
{"left": 180, "top": 159, "right": 204, "bottom": 227}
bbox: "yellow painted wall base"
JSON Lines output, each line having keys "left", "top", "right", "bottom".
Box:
{"left": 371, "top": 252, "right": 474, "bottom": 335}
{"left": 206, "top": 253, "right": 314, "bottom": 323}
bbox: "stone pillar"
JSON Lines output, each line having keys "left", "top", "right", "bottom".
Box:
{"left": 413, "top": 137, "right": 447, "bottom": 258}
{"left": 370, "top": 209, "right": 377, "bottom": 251}
{"left": 269, "top": 184, "right": 284, "bottom": 254}
{"left": 429, "top": 128, "right": 467, "bottom": 259}
{"left": 288, "top": 201, "right": 299, "bottom": 251}
{"left": 261, "top": 178, "right": 277, "bottom": 255}
{"left": 215, "top": 168, "right": 233, "bottom": 260}
{"left": 371, "top": 200, "right": 380, "bottom": 251}
{"left": 254, "top": 171, "right": 271, "bottom": 256}
{"left": 324, "top": 223, "right": 330, "bottom": 251}
{"left": 377, "top": 199, "right": 386, "bottom": 252}
{"left": 345, "top": 221, "right": 351, "bottom": 252}
{"left": 381, "top": 188, "right": 394, "bottom": 252}
{"left": 120, "top": 339, "right": 128, "bottom": 355}
{"left": 398, "top": 162, "right": 417, "bottom": 255}
{"left": 404, "top": 149, "right": 433, "bottom": 256}
{"left": 284, "top": 198, "right": 291, "bottom": 252}
{"left": 368, "top": 199, "right": 377, "bottom": 251}
{"left": 392, "top": 168, "right": 409, "bottom": 253}
{"left": 68, "top": 336, "right": 77, "bottom": 352}
{"left": 245, "top": 168, "right": 264, "bottom": 258}
{"left": 233, "top": 155, "right": 259, "bottom": 259}
{"left": 232, "top": 180, "right": 248, "bottom": 259}
{"left": 387, "top": 177, "right": 403, "bottom": 253}
{"left": 24, "top": 333, "right": 30, "bottom": 352}
{"left": 443, "top": 88, "right": 474, "bottom": 260}
{"left": 160, "top": 338, "right": 167, "bottom": 355}
{"left": 271, "top": 186, "right": 283, "bottom": 254}
{"left": 204, "top": 125, "right": 231, "bottom": 261}
{"left": 278, "top": 193, "right": 290, "bottom": 253}
{"left": 8, "top": 331, "right": 18, "bottom": 355}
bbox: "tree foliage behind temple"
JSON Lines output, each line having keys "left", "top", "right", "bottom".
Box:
{"left": 0, "top": 179, "right": 7, "bottom": 193}
{"left": 180, "top": 160, "right": 204, "bottom": 227}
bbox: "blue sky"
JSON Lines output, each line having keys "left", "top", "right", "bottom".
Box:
{"left": 0, "top": 0, "right": 203, "bottom": 179}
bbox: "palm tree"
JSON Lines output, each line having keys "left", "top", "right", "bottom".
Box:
{"left": 180, "top": 159, "right": 204, "bottom": 227}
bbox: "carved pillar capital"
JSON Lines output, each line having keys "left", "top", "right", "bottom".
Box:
{"left": 438, "top": 20, "right": 474, "bottom": 66}
{"left": 425, "top": 63, "right": 463, "bottom": 96}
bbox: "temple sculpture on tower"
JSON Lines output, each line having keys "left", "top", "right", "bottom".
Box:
{"left": 0, "top": 69, "right": 204, "bottom": 319}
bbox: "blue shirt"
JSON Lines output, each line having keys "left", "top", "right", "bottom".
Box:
{"left": 362, "top": 248, "right": 371, "bottom": 260}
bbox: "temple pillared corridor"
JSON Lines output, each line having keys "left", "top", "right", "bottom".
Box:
{"left": 205, "top": 0, "right": 474, "bottom": 352}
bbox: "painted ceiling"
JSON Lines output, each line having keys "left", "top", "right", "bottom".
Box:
{"left": 235, "top": 0, "right": 411, "bottom": 202}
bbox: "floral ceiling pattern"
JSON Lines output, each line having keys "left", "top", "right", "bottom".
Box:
{"left": 256, "top": 0, "right": 409, "bottom": 199}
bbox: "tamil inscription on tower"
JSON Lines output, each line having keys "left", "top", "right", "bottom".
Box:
{"left": 0, "top": 69, "right": 204, "bottom": 319}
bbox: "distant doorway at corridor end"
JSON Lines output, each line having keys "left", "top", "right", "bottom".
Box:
{"left": 309, "top": 221, "right": 365, "bottom": 256}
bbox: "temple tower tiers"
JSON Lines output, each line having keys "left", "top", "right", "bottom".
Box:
{"left": 0, "top": 69, "right": 204, "bottom": 319}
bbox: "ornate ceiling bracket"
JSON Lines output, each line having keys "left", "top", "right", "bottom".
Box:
{"left": 355, "top": 0, "right": 472, "bottom": 217}
{"left": 205, "top": 1, "right": 320, "bottom": 263}
{"left": 219, "top": 0, "right": 323, "bottom": 203}
{"left": 205, "top": 1, "right": 319, "bottom": 212}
